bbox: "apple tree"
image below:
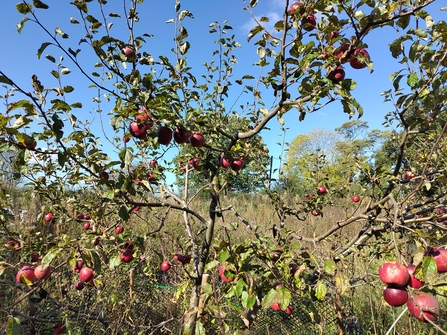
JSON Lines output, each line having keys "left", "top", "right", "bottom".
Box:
{"left": 0, "top": 0, "right": 447, "bottom": 334}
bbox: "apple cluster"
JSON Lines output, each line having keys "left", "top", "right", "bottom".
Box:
{"left": 173, "top": 253, "right": 191, "bottom": 266}
{"left": 16, "top": 263, "right": 52, "bottom": 285}
{"left": 119, "top": 240, "right": 135, "bottom": 263}
{"left": 379, "top": 251, "right": 447, "bottom": 323}
{"left": 76, "top": 213, "right": 92, "bottom": 230}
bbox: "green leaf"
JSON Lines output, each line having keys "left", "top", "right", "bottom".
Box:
{"left": 218, "top": 250, "right": 230, "bottom": 263}
{"left": 55, "top": 27, "right": 69, "bottom": 38}
{"left": 42, "top": 249, "right": 59, "bottom": 268}
{"left": 406, "top": 73, "right": 418, "bottom": 88}
{"left": 118, "top": 205, "right": 130, "bottom": 221}
{"left": 6, "top": 316, "right": 21, "bottom": 335}
{"left": 421, "top": 256, "right": 438, "bottom": 283}
{"left": 33, "top": 0, "right": 49, "bottom": 9}
{"left": 37, "top": 42, "right": 52, "bottom": 59}
{"left": 250, "top": 0, "right": 258, "bottom": 8}
{"left": 335, "top": 273, "right": 350, "bottom": 295}
{"left": 314, "top": 281, "right": 327, "bottom": 300}
{"left": 0, "top": 76, "right": 13, "bottom": 85}
{"left": 16, "top": 3, "right": 32, "bottom": 14}
{"left": 109, "top": 254, "right": 121, "bottom": 270}
{"left": 17, "top": 17, "right": 30, "bottom": 34}
{"left": 324, "top": 259, "right": 335, "bottom": 275}
{"left": 180, "top": 41, "right": 190, "bottom": 55}
{"left": 247, "top": 25, "right": 262, "bottom": 42}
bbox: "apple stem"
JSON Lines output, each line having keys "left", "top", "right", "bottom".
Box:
{"left": 385, "top": 306, "right": 408, "bottom": 335}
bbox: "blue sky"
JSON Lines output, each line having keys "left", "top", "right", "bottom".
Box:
{"left": 0, "top": 1, "right": 445, "bottom": 183}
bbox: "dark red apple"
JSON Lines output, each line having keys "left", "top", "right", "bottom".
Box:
{"left": 190, "top": 157, "right": 201, "bottom": 170}
{"left": 349, "top": 48, "right": 370, "bottom": 69}
{"left": 157, "top": 126, "right": 173, "bottom": 145}
{"left": 432, "top": 247, "right": 447, "bottom": 273}
{"left": 330, "top": 30, "right": 339, "bottom": 40}
{"left": 74, "top": 260, "right": 84, "bottom": 273}
{"left": 34, "top": 264, "right": 51, "bottom": 280}
{"left": 230, "top": 158, "right": 244, "bottom": 172}
{"left": 189, "top": 133, "right": 205, "bottom": 148}
{"left": 76, "top": 213, "right": 85, "bottom": 221}
{"left": 328, "top": 66, "right": 345, "bottom": 83}
{"left": 31, "top": 253, "right": 40, "bottom": 262}
{"left": 161, "top": 261, "right": 171, "bottom": 272}
{"left": 407, "top": 293, "right": 439, "bottom": 322}
{"left": 115, "top": 226, "right": 124, "bottom": 234}
{"left": 79, "top": 267, "right": 94, "bottom": 283}
{"left": 93, "top": 237, "right": 101, "bottom": 246}
{"left": 120, "top": 249, "right": 134, "bottom": 263}
{"left": 334, "top": 43, "right": 351, "bottom": 64}
{"left": 406, "top": 265, "right": 424, "bottom": 289}
{"left": 302, "top": 15, "right": 316, "bottom": 32}
{"left": 148, "top": 172, "right": 157, "bottom": 183}
{"left": 173, "top": 128, "right": 190, "bottom": 144}
{"left": 129, "top": 121, "right": 148, "bottom": 140}
{"left": 219, "top": 265, "right": 235, "bottom": 283}
{"left": 149, "top": 159, "right": 158, "bottom": 168}
{"left": 44, "top": 213, "right": 53, "bottom": 222}
{"left": 75, "top": 281, "right": 84, "bottom": 290}
{"left": 285, "top": 305, "right": 294, "bottom": 315}
{"left": 379, "top": 261, "right": 409, "bottom": 286}
{"left": 383, "top": 285, "right": 408, "bottom": 307}
{"left": 317, "top": 186, "right": 327, "bottom": 194}
{"left": 16, "top": 265, "right": 35, "bottom": 284}
{"left": 53, "top": 322, "right": 66, "bottom": 334}
{"left": 288, "top": 2, "right": 304, "bottom": 16}
{"left": 122, "top": 135, "right": 130, "bottom": 143}
{"left": 220, "top": 156, "right": 230, "bottom": 168}
{"left": 84, "top": 214, "right": 91, "bottom": 220}
{"left": 99, "top": 171, "right": 109, "bottom": 180}
{"left": 352, "top": 195, "right": 360, "bottom": 203}
{"left": 404, "top": 170, "right": 416, "bottom": 180}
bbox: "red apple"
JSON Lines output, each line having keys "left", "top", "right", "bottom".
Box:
{"left": 383, "top": 285, "right": 408, "bottom": 307}
{"left": 115, "top": 226, "right": 124, "bottom": 234}
{"left": 134, "top": 206, "right": 141, "bottom": 212}
{"left": 407, "top": 293, "right": 439, "bottom": 322}
{"left": 157, "top": 126, "right": 173, "bottom": 145}
{"left": 317, "top": 186, "right": 327, "bottom": 194}
{"left": 189, "top": 132, "right": 205, "bottom": 148}
{"left": 406, "top": 265, "right": 424, "bottom": 289}
{"left": 219, "top": 265, "right": 235, "bottom": 283}
{"left": 379, "top": 261, "right": 409, "bottom": 287}
{"left": 19, "top": 139, "right": 37, "bottom": 150}
{"left": 311, "top": 209, "right": 319, "bottom": 216}
{"left": 34, "top": 264, "right": 51, "bottom": 280}
{"left": 122, "top": 45, "right": 135, "bottom": 57}
{"left": 404, "top": 170, "right": 416, "bottom": 180}
{"left": 79, "top": 267, "right": 94, "bottom": 283}
{"left": 120, "top": 249, "right": 134, "bottom": 263}
{"left": 285, "top": 305, "right": 294, "bottom": 315}
{"left": 190, "top": 157, "right": 201, "bottom": 170}
{"left": 84, "top": 214, "right": 91, "bottom": 220}
{"left": 271, "top": 302, "right": 281, "bottom": 311}
{"left": 74, "top": 260, "right": 84, "bottom": 273}
{"left": 44, "top": 213, "right": 53, "bottom": 222}
{"left": 230, "top": 158, "right": 244, "bottom": 172}
{"left": 220, "top": 156, "right": 230, "bottom": 168}
{"left": 14, "top": 243, "right": 20, "bottom": 250}
{"left": 328, "top": 66, "right": 345, "bottom": 83}
{"left": 5, "top": 239, "right": 16, "bottom": 248}
{"left": 352, "top": 195, "right": 360, "bottom": 203}
{"left": 334, "top": 43, "right": 351, "bottom": 64}
{"left": 99, "top": 171, "right": 109, "bottom": 180}
{"left": 31, "top": 253, "right": 40, "bottom": 262}
{"left": 330, "top": 30, "right": 339, "bottom": 40}
{"left": 173, "top": 128, "right": 190, "bottom": 144}
{"left": 83, "top": 222, "right": 91, "bottom": 230}
{"left": 76, "top": 213, "right": 85, "bottom": 221}
{"left": 129, "top": 121, "right": 148, "bottom": 140}
{"left": 75, "top": 281, "right": 84, "bottom": 290}
{"left": 349, "top": 48, "right": 370, "bottom": 69}
{"left": 16, "top": 265, "right": 35, "bottom": 284}
{"left": 149, "top": 159, "right": 158, "bottom": 168}
{"left": 93, "top": 237, "right": 101, "bottom": 246}
{"left": 288, "top": 2, "right": 304, "bottom": 16}
{"left": 432, "top": 247, "right": 447, "bottom": 273}
{"left": 122, "top": 135, "right": 130, "bottom": 143}
{"left": 53, "top": 322, "right": 66, "bottom": 334}
{"left": 148, "top": 172, "right": 157, "bottom": 183}
{"left": 161, "top": 261, "right": 171, "bottom": 272}
{"left": 302, "top": 15, "right": 316, "bottom": 32}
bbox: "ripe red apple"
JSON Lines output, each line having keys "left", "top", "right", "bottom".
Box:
{"left": 83, "top": 222, "right": 91, "bottom": 230}
{"left": 122, "top": 135, "right": 130, "bottom": 143}
{"left": 190, "top": 157, "right": 201, "bottom": 170}
{"left": 129, "top": 121, "right": 148, "bottom": 140}
{"left": 76, "top": 213, "right": 85, "bottom": 221}
{"left": 115, "top": 226, "right": 124, "bottom": 234}
{"left": 317, "top": 186, "right": 327, "bottom": 194}
{"left": 432, "top": 247, "right": 447, "bottom": 273}
{"left": 31, "top": 253, "right": 40, "bottom": 262}
{"left": 302, "top": 15, "right": 316, "bottom": 32}
{"left": 383, "top": 285, "right": 408, "bottom": 307}
{"left": 148, "top": 172, "right": 157, "bottom": 183}
{"left": 99, "top": 171, "right": 109, "bottom": 180}
{"left": 34, "top": 264, "right": 52, "bottom": 280}
{"left": 75, "top": 281, "right": 84, "bottom": 290}
{"left": 161, "top": 261, "right": 171, "bottom": 272}
{"left": 404, "top": 170, "right": 416, "bottom": 180}
{"left": 435, "top": 206, "right": 446, "bottom": 216}
{"left": 122, "top": 45, "right": 135, "bottom": 57}
{"left": 349, "top": 48, "right": 370, "bottom": 69}
{"left": 134, "top": 206, "right": 141, "bottom": 212}
{"left": 173, "top": 128, "right": 190, "bottom": 144}
{"left": 219, "top": 265, "right": 235, "bottom": 283}
{"left": 220, "top": 156, "right": 230, "bottom": 168}
{"left": 406, "top": 265, "right": 424, "bottom": 289}
{"left": 407, "top": 293, "right": 439, "bottom": 322}
{"left": 330, "top": 30, "right": 339, "bottom": 40}
{"left": 270, "top": 249, "right": 283, "bottom": 262}
{"left": 189, "top": 132, "right": 205, "bottom": 148}
{"left": 288, "top": 2, "right": 304, "bottom": 16}
{"left": 44, "top": 213, "right": 53, "bottom": 222}
{"left": 379, "top": 261, "right": 409, "bottom": 287}
{"left": 157, "top": 126, "right": 173, "bottom": 145}
{"left": 328, "top": 66, "right": 345, "bottom": 83}
{"left": 285, "top": 305, "right": 294, "bottom": 315}
{"left": 120, "top": 249, "right": 134, "bottom": 263}
{"left": 74, "top": 260, "right": 84, "bottom": 273}
{"left": 84, "top": 214, "right": 91, "bottom": 220}
{"left": 271, "top": 302, "right": 281, "bottom": 311}
{"left": 311, "top": 209, "right": 319, "bottom": 216}
{"left": 5, "top": 239, "right": 16, "bottom": 248}
{"left": 230, "top": 158, "right": 244, "bottom": 172}
{"left": 93, "top": 237, "right": 101, "bottom": 246}
{"left": 16, "top": 265, "right": 35, "bottom": 284}
{"left": 334, "top": 43, "right": 351, "bottom": 64}
{"left": 149, "top": 159, "right": 158, "bottom": 168}
{"left": 79, "top": 267, "right": 94, "bottom": 283}
{"left": 53, "top": 322, "right": 66, "bottom": 334}
{"left": 352, "top": 195, "right": 360, "bottom": 203}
